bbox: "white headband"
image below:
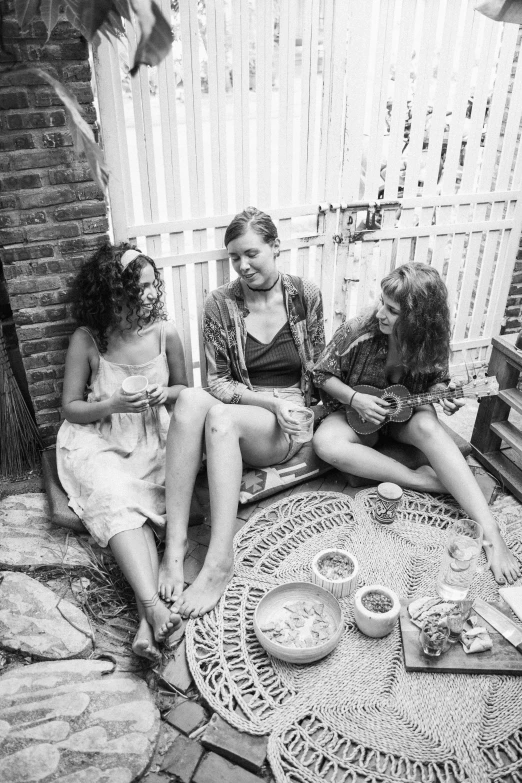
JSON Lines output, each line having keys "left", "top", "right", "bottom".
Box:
{"left": 120, "top": 249, "right": 142, "bottom": 269}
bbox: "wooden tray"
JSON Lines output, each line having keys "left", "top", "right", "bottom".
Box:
{"left": 399, "top": 601, "right": 522, "bottom": 675}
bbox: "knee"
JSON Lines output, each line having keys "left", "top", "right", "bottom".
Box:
{"left": 174, "top": 387, "right": 211, "bottom": 423}
{"left": 205, "top": 403, "right": 236, "bottom": 439}
{"left": 408, "top": 413, "right": 441, "bottom": 441}
{"left": 313, "top": 428, "right": 344, "bottom": 465}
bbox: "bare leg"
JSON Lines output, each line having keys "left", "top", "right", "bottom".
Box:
{"left": 133, "top": 524, "right": 162, "bottom": 660}
{"left": 159, "top": 388, "right": 220, "bottom": 602}
{"left": 173, "top": 403, "right": 292, "bottom": 618}
{"left": 109, "top": 527, "right": 181, "bottom": 644}
{"left": 390, "top": 408, "right": 521, "bottom": 585}
{"left": 313, "top": 410, "right": 446, "bottom": 492}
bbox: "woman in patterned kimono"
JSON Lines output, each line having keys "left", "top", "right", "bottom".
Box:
{"left": 159, "top": 207, "right": 325, "bottom": 617}
{"left": 312, "top": 262, "right": 520, "bottom": 585}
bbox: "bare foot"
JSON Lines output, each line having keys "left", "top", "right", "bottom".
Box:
{"left": 158, "top": 542, "right": 187, "bottom": 603}
{"left": 132, "top": 618, "right": 161, "bottom": 661}
{"left": 143, "top": 593, "right": 182, "bottom": 642}
{"left": 413, "top": 465, "right": 447, "bottom": 493}
{"left": 484, "top": 535, "right": 521, "bottom": 585}
{"left": 173, "top": 558, "right": 234, "bottom": 618}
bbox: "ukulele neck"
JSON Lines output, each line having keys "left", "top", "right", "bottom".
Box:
{"left": 404, "top": 386, "right": 465, "bottom": 407}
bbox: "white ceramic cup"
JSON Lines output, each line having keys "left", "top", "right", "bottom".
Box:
{"left": 290, "top": 407, "right": 314, "bottom": 443}
{"left": 121, "top": 374, "right": 149, "bottom": 397}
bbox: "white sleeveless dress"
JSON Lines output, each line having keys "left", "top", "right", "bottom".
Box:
{"left": 56, "top": 323, "right": 172, "bottom": 547}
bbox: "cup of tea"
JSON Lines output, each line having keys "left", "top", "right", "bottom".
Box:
{"left": 121, "top": 375, "right": 149, "bottom": 398}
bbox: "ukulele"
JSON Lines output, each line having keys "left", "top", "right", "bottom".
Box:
{"left": 345, "top": 377, "right": 500, "bottom": 435}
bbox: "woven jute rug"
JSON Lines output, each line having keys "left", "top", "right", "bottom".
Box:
{"left": 186, "top": 490, "right": 522, "bottom": 783}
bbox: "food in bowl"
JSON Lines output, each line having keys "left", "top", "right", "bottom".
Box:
{"left": 361, "top": 591, "right": 393, "bottom": 614}
{"left": 253, "top": 582, "right": 344, "bottom": 663}
{"left": 311, "top": 548, "right": 359, "bottom": 599}
{"left": 316, "top": 553, "right": 354, "bottom": 581}
{"left": 260, "top": 600, "right": 336, "bottom": 649}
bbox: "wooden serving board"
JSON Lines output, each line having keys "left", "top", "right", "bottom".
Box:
{"left": 399, "top": 601, "right": 522, "bottom": 675}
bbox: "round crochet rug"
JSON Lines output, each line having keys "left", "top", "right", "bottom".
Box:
{"left": 185, "top": 490, "right": 522, "bottom": 783}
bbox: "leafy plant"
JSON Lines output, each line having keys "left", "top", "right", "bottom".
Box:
{"left": 3, "top": 0, "right": 174, "bottom": 192}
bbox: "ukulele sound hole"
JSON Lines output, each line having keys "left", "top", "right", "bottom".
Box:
{"left": 383, "top": 395, "right": 400, "bottom": 413}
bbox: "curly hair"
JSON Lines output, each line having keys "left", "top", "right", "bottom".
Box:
{"left": 71, "top": 242, "right": 166, "bottom": 353}
{"left": 369, "top": 262, "right": 451, "bottom": 375}
{"left": 224, "top": 206, "right": 278, "bottom": 247}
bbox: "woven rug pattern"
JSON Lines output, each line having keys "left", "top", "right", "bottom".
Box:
{"left": 186, "top": 490, "right": 522, "bottom": 783}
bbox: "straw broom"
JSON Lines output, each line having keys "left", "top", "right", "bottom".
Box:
{"left": 0, "top": 327, "right": 42, "bottom": 479}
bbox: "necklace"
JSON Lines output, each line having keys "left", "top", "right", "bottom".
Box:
{"left": 246, "top": 274, "right": 280, "bottom": 293}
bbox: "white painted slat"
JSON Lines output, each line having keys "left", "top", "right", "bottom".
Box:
{"left": 179, "top": 0, "right": 206, "bottom": 217}
{"left": 194, "top": 261, "right": 211, "bottom": 385}
{"left": 364, "top": 0, "right": 395, "bottom": 201}
{"left": 277, "top": 0, "right": 296, "bottom": 205}
{"left": 459, "top": 21, "right": 497, "bottom": 193}
{"left": 478, "top": 24, "right": 519, "bottom": 191}
{"left": 441, "top": 2, "right": 478, "bottom": 195}
{"left": 157, "top": 0, "right": 183, "bottom": 221}
{"left": 92, "top": 37, "right": 134, "bottom": 241}
{"left": 383, "top": 0, "right": 416, "bottom": 200}
{"left": 469, "top": 226, "right": 502, "bottom": 338}
{"left": 256, "top": 0, "right": 273, "bottom": 206}
{"left": 496, "top": 45, "right": 522, "bottom": 191}
{"left": 402, "top": 1, "right": 438, "bottom": 199}
{"left": 412, "top": 205, "right": 434, "bottom": 265}
{"left": 171, "top": 263, "right": 194, "bottom": 386}
{"left": 207, "top": 0, "right": 228, "bottom": 215}
{"left": 422, "top": 2, "right": 460, "bottom": 196}
{"left": 322, "top": 0, "right": 349, "bottom": 201}
{"left": 316, "top": 0, "right": 334, "bottom": 203}
{"left": 232, "top": 0, "right": 250, "bottom": 208}
{"left": 277, "top": 217, "right": 292, "bottom": 276}
{"left": 341, "top": 1, "right": 373, "bottom": 201}
{"left": 298, "top": 0, "right": 320, "bottom": 203}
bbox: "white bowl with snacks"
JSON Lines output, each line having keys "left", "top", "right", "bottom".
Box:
{"left": 311, "top": 548, "right": 359, "bottom": 599}
{"left": 353, "top": 584, "right": 400, "bottom": 638}
{"left": 253, "top": 582, "right": 344, "bottom": 664}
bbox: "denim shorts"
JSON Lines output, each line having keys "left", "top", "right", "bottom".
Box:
{"left": 251, "top": 385, "right": 306, "bottom": 464}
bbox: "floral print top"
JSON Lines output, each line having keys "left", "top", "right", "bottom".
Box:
{"left": 203, "top": 275, "right": 325, "bottom": 406}
{"left": 313, "top": 313, "right": 450, "bottom": 411}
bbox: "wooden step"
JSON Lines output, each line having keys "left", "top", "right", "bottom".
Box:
{"left": 499, "top": 387, "right": 522, "bottom": 416}
{"left": 490, "top": 420, "right": 522, "bottom": 456}
{"left": 471, "top": 446, "right": 522, "bottom": 504}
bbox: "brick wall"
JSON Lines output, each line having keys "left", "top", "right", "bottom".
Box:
{"left": 504, "top": 255, "right": 522, "bottom": 335}
{"left": 0, "top": 9, "right": 109, "bottom": 445}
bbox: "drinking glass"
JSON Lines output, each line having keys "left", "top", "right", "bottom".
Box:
{"left": 290, "top": 408, "right": 314, "bottom": 443}
{"left": 436, "top": 519, "right": 483, "bottom": 601}
{"left": 444, "top": 600, "right": 474, "bottom": 644}
{"left": 419, "top": 620, "right": 450, "bottom": 657}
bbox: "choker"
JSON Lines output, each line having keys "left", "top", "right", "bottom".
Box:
{"left": 246, "top": 274, "right": 280, "bottom": 293}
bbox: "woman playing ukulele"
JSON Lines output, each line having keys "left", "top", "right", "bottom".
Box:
{"left": 313, "top": 262, "right": 520, "bottom": 585}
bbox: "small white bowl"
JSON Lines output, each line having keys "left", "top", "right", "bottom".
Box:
{"left": 353, "top": 584, "right": 400, "bottom": 638}
{"left": 253, "top": 582, "right": 343, "bottom": 664}
{"left": 311, "top": 548, "right": 359, "bottom": 599}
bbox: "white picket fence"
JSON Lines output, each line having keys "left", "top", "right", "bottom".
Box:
{"left": 93, "top": 0, "right": 522, "bottom": 384}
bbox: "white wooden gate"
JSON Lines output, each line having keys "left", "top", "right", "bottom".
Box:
{"left": 93, "top": 0, "right": 522, "bottom": 382}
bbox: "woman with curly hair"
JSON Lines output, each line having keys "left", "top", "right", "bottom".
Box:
{"left": 313, "top": 262, "right": 520, "bottom": 585}
{"left": 57, "top": 243, "right": 186, "bottom": 658}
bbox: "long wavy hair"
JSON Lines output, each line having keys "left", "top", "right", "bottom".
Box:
{"left": 71, "top": 242, "right": 166, "bottom": 353}
{"left": 367, "top": 262, "right": 451, "bottom": 374}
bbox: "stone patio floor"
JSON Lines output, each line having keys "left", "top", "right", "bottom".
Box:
{"left": 1, "top": 404, "right": 521, "bottom": 783}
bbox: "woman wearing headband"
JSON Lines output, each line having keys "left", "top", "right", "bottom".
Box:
{"left": 56, "top": 243, "right": 186, "bottom": 659}
{"left": 159, "top": 207, "right": 325, "bottom": 617}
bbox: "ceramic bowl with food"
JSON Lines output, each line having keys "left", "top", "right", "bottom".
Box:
{"left": 253, "top": 582, "right": 344, "bottom": 664}
{"left": 311, "top": 548, "right": 359, "bottom": 599}
{"left": 353, "top": 584, "right": 400, "bottom": 638}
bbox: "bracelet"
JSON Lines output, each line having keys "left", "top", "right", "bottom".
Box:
{"left": 348, "top": 390, "right": 358, "bottom": 407}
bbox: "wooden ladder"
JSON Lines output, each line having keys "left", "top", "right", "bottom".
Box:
{"left": 471, "top": 334, "right": 522, "bottom": 503}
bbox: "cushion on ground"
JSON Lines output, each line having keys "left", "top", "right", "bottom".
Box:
{"left": 239, "top": 439, "right": 331, "bottom": 504}
{"left": 41, "top": 448, "right": 86, "bottom": 533}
